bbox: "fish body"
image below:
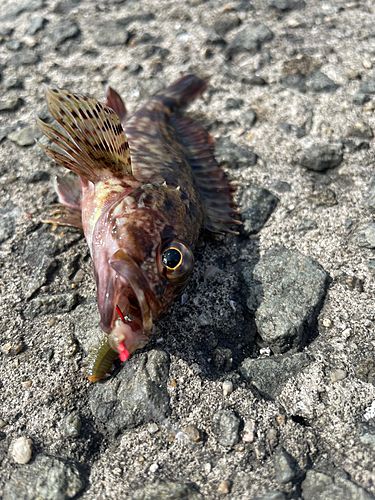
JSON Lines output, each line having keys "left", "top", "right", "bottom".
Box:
{"left": 38, "top": 75, "right": 237, "bottom": 380}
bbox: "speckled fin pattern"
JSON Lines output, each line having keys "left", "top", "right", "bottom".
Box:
{"left": 171, "top": 115, "right": 239, "bottom": 233}
{"left": 37, "top": 88, "right": 132, "bottom": 182}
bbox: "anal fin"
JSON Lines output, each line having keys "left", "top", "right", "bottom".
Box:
{"left": 171, "top": 115, "right": 240, "bottom": 234}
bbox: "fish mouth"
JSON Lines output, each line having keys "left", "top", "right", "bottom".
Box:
{"left": 110, "top": 249, "right": 159, "bottom": 336}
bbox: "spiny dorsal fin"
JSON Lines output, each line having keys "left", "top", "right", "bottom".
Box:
{"left": 37, "top": 88, "right": 132, "bottom": 182}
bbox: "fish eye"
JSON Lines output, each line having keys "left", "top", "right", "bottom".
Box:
{"left": 159, "top": 241, "right": 194, "bottom": 283}
{"left": 162, "top": 247, "right": 183, "bottom": 270}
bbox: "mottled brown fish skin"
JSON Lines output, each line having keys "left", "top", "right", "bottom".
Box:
{"left": 38, "top": 74, "right": 237, "bottom": 379}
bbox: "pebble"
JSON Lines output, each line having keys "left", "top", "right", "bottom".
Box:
{"left": 8, "top": 126, "right": 37, "bottom": 147}
{"left": 182, "top": 424, "right": 202, "bottom": 443}
{"left": 227, "top": 23, "right": 274, "bottom": 56}
{"left": 346, "top": 122, "right": 373, "bottom": 140}
{"left": 90, "top": 350, "right": 170, "bottom": 436}
{"left": 300, "top": 142, "right": 343, "bottom": 172}
{"left": 273, "top": 446, "right": 298, "bottom": 484}
{"left": 240, "top": 352, "right": 311, "bottom": 399}
{"left": 9, "top": 436, "right": 33, "bottom": 464}
{"left": 215, "top": 137, "right": 258, "bottom": 168}
{"left": 49, "top": 19, "right": 80, "bottom": 48}
{"left": 305, "top": 71, "right": 339, "bottom": 92}
{"left": 3, "top": 455, "right": 84, "bottom": 499}
{"left": 213, "top": 13, "right": 241, "bottom": 37}
{"left": 354, "top": 222, "right": 375, "bottom": 249}
{"left": 132, "top": 480, "right": 202, "bottom": 499}
{"left": 330, "top": 369, "right": 347, "bottom": 383}
{"left": 212, "top": 409, "right": 241, "bottom": 447}
{"left": 93, "top": 20, "right": 131, "bottom": 46}
{"left": 242, "top": 420, "right": 256, "bottom": 443}
{"left": 239, "top": 185, "right": 279, "bottom": 234}
{"left": 63, "top": 412, "right": 82, "bottom": 437}
{"left": 268, "top": 0, "right": 301, "bottom": 11}
{"left": 149, "top": 462, "right": 159, "bottom": 473}
{"left": 245, "top": 247, "right": 329, "bottom": 353}
{"left": 147, "top": 423, "right": 159, "bottom": 434}
{"left": 222, "top": 380, "right": 234, "bottom": 397}
{"left": 26, "top": 16, "right": 47, "bottom": 36}
{"left": 0, "top": 97, "right": 23, "bottom": 112}
{"left": 217, "top": 480, "right": 232, "bottom": 495}
{"left": 302, "top": 470, "right": 373, "bottom": 500}
{"left": 243, "top": 109, "right": 257, "bottom": 127}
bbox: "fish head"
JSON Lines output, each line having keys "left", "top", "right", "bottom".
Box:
{"left": 94, "top": 195, "right": 197, "bottom": 359}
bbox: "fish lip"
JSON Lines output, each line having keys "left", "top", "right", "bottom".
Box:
{"left": 110, "top": 249, "right": 160, "bottom": 335}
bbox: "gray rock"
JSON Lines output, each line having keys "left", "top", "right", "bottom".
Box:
{"left": 302, "top": 470, "right": 373, "bottom": 500}
{"left": 225, "top": 98, "right": 244, "bottom": 110}
{"left": 49, "top": 19, "right": 80, "bottom": 48}
{"left": 354, "top": 222, "right": 375, "bottom": 249}
{"left": 346, "top": 122, "right": 373, "bottom": 140}
{"left": 281, "top": 74, "right": 306, "bottom": 92}
{"left": 359, "top": 77, "right": 375, "bottom": 95}
{"left": 243, "top": 109, "right": 257, "bottom": 127}
{"left": 239, "top": 185, "right": 278, "bottom": 234}
{"left": 132, "top": 480, "right": 202, "bottom": 499}
{"left": 213, "top": 13, "right": 241, "bottom": 37}
{"left": 4, "top": 76, "right": 24, "bottom": 90}
{"left": 8, "top": 126, "right": 38, "bottom": 147}
{"left": 212, "top": 409, "right": 241, "bottom": 447}
{"left": 93, "top": 20, "right": 131, "bottom": 47}
{"left": 24, "top": 293, "right": 78, "bottom": 318}
{"left": 300, "top": 142, "right": 343, "bottom": 172}
{"left": 26, "top": 16, "right": 47, "bottom": 35}
{"left": 268, "top": 0, "right": 304, "bottom": 11}
{"left": 11, "top": 51, "right": 40, "bottom": 66}
{"left": 305, "top": 71, "right": 339, "bottom": 92}
{"left": 228, "top": 23, "right": 274, "bottom": 56}
{"left": 216, "top": 137, "right": 258, "bottom": 167}
{"left": 273, "top": 446, "right": 298, "bottom": 484}
{"left": 253, "top": 491, "right": 287, "bottom": 500}
{"left": 90, "top": 350, "right": 170, "bottom": 435}
{"left": 358, "top": 422, "right": 375, "bottom": 447}
{"left": 250, "top": 247, "right": 329, "bottom": 353}
{"left": 62, "top": 413, "right": 82, "bottom": 438}
{"left": 0, "top": 0, "right": 44, "bottom": 21}
{"left": 0, "top": 97, "right": 23, "bottom": 112}
{"left": 3, "top": 455, "right": 84, "bottom": 500}
{"left": 240, "top": 352, "right": 311, "bottom": 399}
{"left": 355, "top": 358, "right": 375, "bottom": 385}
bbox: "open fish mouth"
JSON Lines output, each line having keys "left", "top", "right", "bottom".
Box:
{"left": 110, "top": 249, "right": 160, "bottom": 335}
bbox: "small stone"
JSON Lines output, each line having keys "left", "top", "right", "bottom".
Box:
{"left": 9, "top": 436, "right": 33, "bottom": 464}
{"left": 225, "top": 98, "right": 244, "bottom": 110}
{"left": 322, "top": 318, "right": 332, "bottom": 328}
{"left": 242, "top": 420, "right": 256, "bottom": 443}
{"left": 330, "top": 369, "right": 347, "bottom": 383}
{"left": 268, "top": 0, "right": 302, "bottom": 11}
{"left": 305, "top": 71, "right": 338, "bottom": 92}
{"left": 149, "top": 463, "right": 159, "bottom": 473}
{"left": 182, "top": 424, "right": 202, "bottom": 443}
{"left": 346, "top": 122, "right": 373, "bottom": 140}
{"left": 300, "top": 143, "right": 343, "bottom": 172}
{"left": 239, "top": 185, "right": 278, "bottom": 235}
{"left": 355, "top": 358, "right": 375, "bottom": 385}
{"left": 354, "top": 222, "right": 375, "bottom": 249}
{"left": 227, "top": 23, "right": 274, "bottom": 56}
{"left": 8, "top": 126, "right": 38, "bottom": 147}
{"left": 213, "top": 409, "right": 241, "bottom": 447}
{"left": 358, "top": 422, "right": 375, "bottom": 447}
{"left": 0, "top": 212, "right": 15, "bottom": 244}
{"left": 49, "top": 19, "right": 80, "bottom": 48}
{"left": 90, "top": 350, "right": 170, "bottom": 435}
{"left": 213, "top": 13, "right": 241, "bottom": 36}
{"left": 3, "top": 454, "right": 85, "bottom": 499}
{"left": 1, "top": 341, "right": 24, "bottom": 355}
{"left": 243, "top": 109, "right": 257, "bottom": 127}
{"left": 63, "top": 413, "right": 81, "bottom": 437}
{"left": 222, "top": 380, "right": 234, "bottom": 397}
{"left": 93, "top": 20, "right": 131, "bottom": 46}
{"left": 273, "top": 446, "right": 298, "bottom": 484}
{"left": 0, "top": 419, "right": 7, "bottom": 429}
{"left": 147, "top": 423, "right": 159, "bottom": 434}
{"left": 359, "top": 78, "right": 375, "bottom": 95}
{"left": 217, "top": 480, "right": 232, "bottom": 495}
{"left": 26, "top": 16, "right": 47, "bottom": 35}
{"left": 212, "top": 347, "right": 233, "bottom": 371}
{"left": 253, "top": 491, "right": 287, "bottom": 500}
{"left": 216, "top": 137, "right": 258, "bottom": 168}
{"left": 0, "top": 97, "right": 23, "bottom": 112}
{"left": 240, "top": 352, "right": 311, "bottom": 399}
{"left": 302, "top": 470, "right": 373, "bottom": 500}
{"left": 12, "top": 51, "right": 40, "bottom": 66}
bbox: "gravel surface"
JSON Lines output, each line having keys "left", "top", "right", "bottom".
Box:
{"left": 1, "top": 0, "right": 375, "bottom": 499}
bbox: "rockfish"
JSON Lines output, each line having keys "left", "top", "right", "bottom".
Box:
{"left": 37, "top": 74, "right": 238, "bottom": 381}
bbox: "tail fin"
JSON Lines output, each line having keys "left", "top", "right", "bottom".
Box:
{"left": 154, "top": 74, "right": 208, "bottom": 110}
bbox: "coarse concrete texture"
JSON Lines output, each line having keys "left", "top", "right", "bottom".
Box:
{"left": 0, "top": 0, "right": 375, "bottom": 499}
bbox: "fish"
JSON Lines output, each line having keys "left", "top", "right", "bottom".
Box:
{"left": 37, "top": 74, "right": 238, "bottom": 381}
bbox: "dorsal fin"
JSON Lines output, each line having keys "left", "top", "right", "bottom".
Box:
{"left": 170, "top": 115, "right": 240, "bottom": 234}
{"left": 37, "top": 88, "right": 132, "bottom": 182}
